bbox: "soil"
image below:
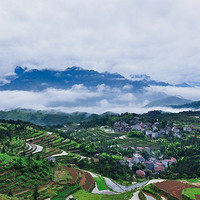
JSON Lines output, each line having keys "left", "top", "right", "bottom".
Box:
{"left": 62, "top": 166, "right": 78, "bottom": 184}
{"left": 156, "top": 180, "right": 200, "bottom": 200}
{"left": 83, "top": 172, "right": 95, "bottom": 191}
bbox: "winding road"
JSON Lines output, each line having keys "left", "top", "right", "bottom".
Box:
{"left": 104, "top": 177, "right": 148, "bottom": 193}
{"left": 32, "top": 144, "right": 43, "bottom": 154}
{"left": 51, "top": 150, "right": 68, "bottom": 157}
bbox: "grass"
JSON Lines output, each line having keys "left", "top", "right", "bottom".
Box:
{"left": 115, "top": 136, "right": 167, "bottom": 149}
{"left": 51, "top": 184, "right": 80, "bottom": 200}
{"left": 54, "top": 169, "right": 72, "bottom": 184}
{"left": 182, "top": 188, "right": 200, "bottom": 200}
{"left": 38, "top": 184, "right": 65, "bottom": 199}
{"left": 0, "top": 194, "right": 19, "bottom": 200}
{"left": 142, "top": 184, "right": 162, "bottom": 200}
{"left": 94, "top": 177, "right": 108, "bottom": 190}
{"left": 187, "top": 178, "right": 200, "bottom": 183}
{"left": 73, "top": 189, "right": 134, "bottom": 200}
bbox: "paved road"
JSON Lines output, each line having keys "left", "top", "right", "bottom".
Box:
{"left": 104, "top": 177, "right": 148, "bottom": 193}
{"left": 130, "top": 191, "right": 139, "bottom": 200}
{"left": 144, "top": 192, "right": 156, "bottom": 200}
{"left": 92, "top": 182, "right": 117, "bottom": 195}
{"left": 32, "top": 144, "right": 43, "bottom": 154}
{"left": 51, "top": 150, "right": 68, "bottom": 157}
{"left": 26, "top": 143, "right": 32, "bottom": 151}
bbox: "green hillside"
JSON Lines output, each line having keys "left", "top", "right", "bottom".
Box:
{"left": 145, "top": 96, "right": 192, "bottom": 107}
{"left": 0, "top": 109, "right": 117, "bottom": 126}
{"left": 172, "top": 100, "right": 200, "bottom": 109}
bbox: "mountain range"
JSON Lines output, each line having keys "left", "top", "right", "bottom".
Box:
{"left": 0, "top": 66, "right": 200, "bottom": 112}
{"left": 0, "top": 66, "right": 148, "bottom": 91}
{"left": 0, "top": 66, "right": 182, "bottom": 92}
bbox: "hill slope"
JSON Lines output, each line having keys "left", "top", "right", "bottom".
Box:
{"left": 0, "top": 109, "right": 118, "bottom": 126}
{"left": 171, "top": 101, "right": 200, "bottom": 109}
{"left": 145, "top": 96, "right": 192, "bottom": 107}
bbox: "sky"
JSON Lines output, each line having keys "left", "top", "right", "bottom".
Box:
{"left": 1, "top": 0, "right": 200, "bottom": 84}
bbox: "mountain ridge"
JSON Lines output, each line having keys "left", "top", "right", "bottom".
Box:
{"left": 145, "top": 96, "right": 192, "bottom": 107}
{"left": 0, "top": 66, "right": 181, "bottom": 92}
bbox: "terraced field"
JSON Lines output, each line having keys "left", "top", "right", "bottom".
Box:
{"left": 0, "top": 120, "right": 151, "bottom": 200}
{"left": 83, "top": 172, "right": 95, "bottom": 191}
{"left": 155, "top": 181, "right": 200, "bottom": 200}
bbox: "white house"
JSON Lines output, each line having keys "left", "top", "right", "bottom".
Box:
{"left": 152, "top": 132, "right": 158, "bottom": 138}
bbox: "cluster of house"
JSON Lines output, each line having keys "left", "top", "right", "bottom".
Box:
{"left": 114, "top": 120, "right": 192, "bottom": 139}
{"left": 114, "top": 121, "right": 131, "bottom": 132}
{"left": 120, "top": 146, "right": 177, "bottom": 177}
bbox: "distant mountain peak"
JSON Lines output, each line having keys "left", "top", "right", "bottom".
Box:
{"left": 14, "top": 66, "right": 27, "bottom": 75}
{"left": 145, "top": 96, "right": 192, "bottom": 108}
{"left": 0, "top": 66, "right": 149, "bottom": 91}
{"left": 65, "top": 66, "right": 84, "bottom": 71}
{"left": 130, "top": 74, "right": 151, "bottom": 81}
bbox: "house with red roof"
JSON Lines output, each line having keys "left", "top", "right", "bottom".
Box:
{"left": 136, "top": 170, "right": 146, "bottom": 177}
{"left": 154, "top": 165, "right": 164, "bottom": 172}
{"left": 170, "top": 157, "right": 177, "bottom": 163}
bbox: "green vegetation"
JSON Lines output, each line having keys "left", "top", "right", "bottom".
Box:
{"left": 73, "top": 189, "right": 133, "bottom": 200}
{"left": 138, "top": 191, "right": 147, "bottom": 200}
{"left": 94, "top": 177, "right": 108, "bottom": 190}
{"left": 142, "top": 184, "right": 162, "bottom": 200}
{"left": 51, "top": 185, "right": 80, "bottom": 200}
{"left": 161, "top": 148, "right": 200, "bottom": 179}
{"left": 1, "top": 110, "right": 200, "bottom": 198}
{"left": 182, "top": 188, "right": 200, "bottom": 200}
{"left": 54, "top": 168, "right": 72, "bottom": 184}
{"left": 187, "top": 179, "right": 200, "bottom": 183}
{"left": 127, "top": 130, "right": 144, "bottom": 138}
{"left": 0, "top": 193, "right": 19, "bottom": 200}
{"left": 78, "top": 153, "right": 133, "bottom": 182}
{"left": 0, "top": 109, "right": 112, "bottom": 126}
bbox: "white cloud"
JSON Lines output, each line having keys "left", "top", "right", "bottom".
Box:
{"left": 0, "top": 0, "right": 200, "bottom": 83}
{"left": 0, "top": 85, "right": 195, "bottom": 114}
{"left": 146, "top": 85, "right": 200, "bottom": 101}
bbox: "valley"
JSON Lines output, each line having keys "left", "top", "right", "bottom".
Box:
{"left": 1, "top": 111, "right": 200, "bottom": 199}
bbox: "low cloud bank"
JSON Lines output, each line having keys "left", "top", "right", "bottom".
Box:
{"left": 0, "top": 84, "right": 198, "bottom": 114}
{"left": 146, "top": 85, "right": 200, "bottom": 101}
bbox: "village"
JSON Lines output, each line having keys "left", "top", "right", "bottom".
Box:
{"left": 114, "top": 119, "right": 192, "bottom": 139}
{"left": 121, "top": 146, "right": 177, "bottom": 178}
{"left": 114, "top": 119, "right": 193, "bottom": 178}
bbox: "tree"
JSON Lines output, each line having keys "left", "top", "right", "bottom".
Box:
{"left": 140, "top": 150, "right": 149, "bottom": 160}
{"left": 127, "top": 130, "right": 144, "bottom": 138}
{"left": 33, "top": 186, "right": 39, "bottom": 200}
{"left": 8, "top": 189, "right": 13, "bottom": 197}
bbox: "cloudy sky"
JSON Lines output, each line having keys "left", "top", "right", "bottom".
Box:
{"left": 1, "top": 0, "right": 200, "bottom": 83}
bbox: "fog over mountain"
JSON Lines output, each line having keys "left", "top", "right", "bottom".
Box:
{"left": 0, "top": 66, "right": 199, "bottom": 114}
{"left": 1, "top": 1, "right": 200, "bottom": 113}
